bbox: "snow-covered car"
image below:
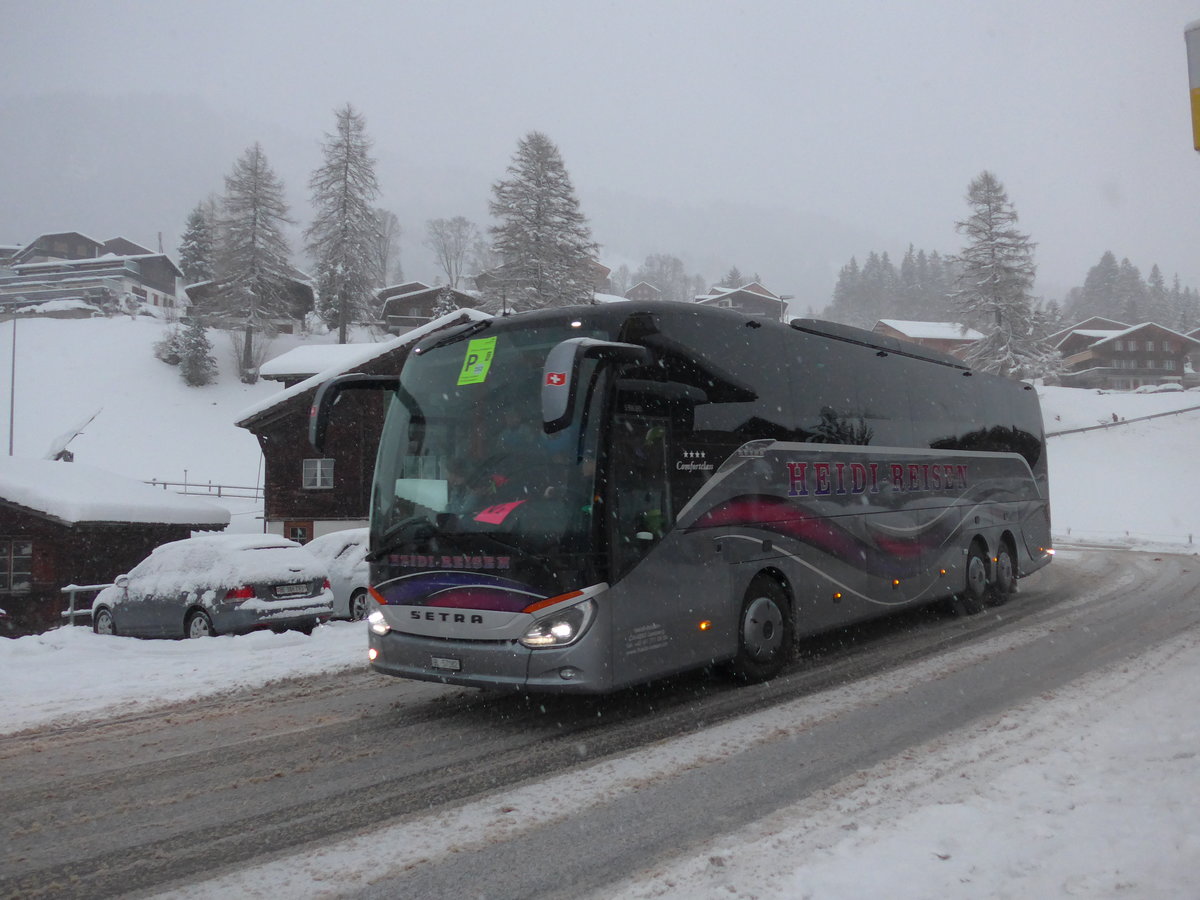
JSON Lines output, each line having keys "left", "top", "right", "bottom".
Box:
{"left": 301, "top": 528, "right": 372, "bottom": 620}
{"left": 92, "top": 534, "right": 333, "bottom": 639}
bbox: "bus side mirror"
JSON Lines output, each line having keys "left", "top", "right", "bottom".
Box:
{"left": 542, "top": 338, "right": 651, "bottom": 433}
{"left": 309, "top": 374, "right": 400, "bottom": 452}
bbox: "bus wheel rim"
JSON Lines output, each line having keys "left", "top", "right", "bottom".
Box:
{"left": 743, "top": 595, "right": 784, "bottom": 659}
{"left": 968, "top": 555, "right": 987, "bottom": 595}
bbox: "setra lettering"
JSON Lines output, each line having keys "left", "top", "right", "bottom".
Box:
{"left": 410, "top": 610, "right": 485, "bottom": 624}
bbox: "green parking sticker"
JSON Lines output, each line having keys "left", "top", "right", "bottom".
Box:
{"left": 457, "top": 336, "right": 497, "bottom": 385}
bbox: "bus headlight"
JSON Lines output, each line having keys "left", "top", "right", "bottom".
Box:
{"left": 368, "top": 610, "right": 390, "bottom": 635}
{"left": 520, "top": 599, "right": 596, "bottom": 649}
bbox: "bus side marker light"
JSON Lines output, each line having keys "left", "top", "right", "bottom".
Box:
{"left": 698, "top": 620, "right": 712, "bottom": 631}
{"left": 832, "top": 592, "right": 842, "bottom": 603}
{"left": 940, "top": 569, "right": 947, "bottom": 576}
{"left": 892, "top": 579, "right": 901, "bottom": 589}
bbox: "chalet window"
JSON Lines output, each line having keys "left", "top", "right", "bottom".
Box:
{"left": 0, "top": 539, "right": 33, "bottom": 594}
{"left": 1164, "top": 359, "right": 1177, "bottom": 371}
{"left": 1145, "top": 340, "right": 1156, "bottom": 352}
{"left": 302, "top": 458, "right": 335, "bottom": 490}
{"left": 288, "top": 525, "right": 310, "bottom": 543}
{"left": 1128, "top": 340, "right": 1139, "bottom": 351}
{"left": 1114, "top": 340, "right": 1124, "bottom": 351}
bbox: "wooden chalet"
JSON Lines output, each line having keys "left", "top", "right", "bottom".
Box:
{"left": 1054, "top": 321, "right": 1200, "bottom": 390}
{"left": 0, "top": 231, "right": 186, "bottom": 317}
{"left": 236, "top": 310, "right": 488, "bottom": 543}
{"left": 376, "top": 281, "right": 479, "bottom": 334}
{"left": 872, "top": 319, "right": 984, "bottom": 360}
{"left": 694, "top": 282, "right": 787, "bottom": 321}
{"left": 0, "top": 458, "right": 229, "bottom": 633}
{"left": 184, "top": 274, "right": 315, "bottom": 334}
{"left": 624, "top": 281, "right": 662, "bottom": 303}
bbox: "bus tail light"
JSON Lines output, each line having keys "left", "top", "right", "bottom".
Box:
{"left": 520, "top": 599, "right": 596, "bottom": 649}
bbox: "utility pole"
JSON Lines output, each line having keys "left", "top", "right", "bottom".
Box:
{"left": 1185, "top": 21, "right": 1200, "bottom": 150}
{"left": 8, "top": 317, "right": 16, "bottom": 455}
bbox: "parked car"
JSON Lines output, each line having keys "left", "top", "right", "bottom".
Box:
{"left": 302, "top": 528, "right": 372, "bottom": 620}
{"left": 92, "top": 534, "right": 333, "bottom": 638}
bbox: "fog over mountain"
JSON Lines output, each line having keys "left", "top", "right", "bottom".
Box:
{"left": 3, "top": 1, "right": 1198, "bottom": 310}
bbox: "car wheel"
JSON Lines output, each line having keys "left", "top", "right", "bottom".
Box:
{"left": 989, "top": 543, "right": 1017, "bottom": 605}
{"left": 185, "top": 609, "right": 215, "bottom": 638}
{"left": 349, "top": 589, "right": 370, "bottom": 621}
{"left": 93, "top": 607, "right": 116, "bottom": 636}
{"left": 949, "top": 543, "right": 989, "bottom": 616}
{"left": 723, "top": 576, "right": 793, "bottom": 683}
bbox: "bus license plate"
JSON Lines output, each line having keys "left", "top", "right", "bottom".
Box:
{"left": 431, "top": 656, "right": 462, "bottom": 672}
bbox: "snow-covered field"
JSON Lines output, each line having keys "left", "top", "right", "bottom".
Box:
{"left": 3, "top": 316, "right": 1200, "bottom": 897}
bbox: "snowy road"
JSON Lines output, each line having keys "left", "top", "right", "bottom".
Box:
{"left": 1, "top": 549, "right": 1197, "bottom": 899}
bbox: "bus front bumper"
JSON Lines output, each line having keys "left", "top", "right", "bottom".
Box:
{"left": 367, "top": 629, "right": 612, "bottom": 693}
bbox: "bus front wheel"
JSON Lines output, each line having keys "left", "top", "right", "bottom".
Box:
{"left": 723, "top": 577, "right": 793, "bottom": 683}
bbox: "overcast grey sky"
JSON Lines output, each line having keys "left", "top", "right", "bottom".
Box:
{"left": 3, "top": 0, "right": 1198, "bottom": 304}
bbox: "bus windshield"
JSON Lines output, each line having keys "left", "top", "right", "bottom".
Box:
{"left": 370, "top": 319, "right": 610, "bottom": 594}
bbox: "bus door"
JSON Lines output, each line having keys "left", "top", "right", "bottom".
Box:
{"left": 606, "top": 408, "right": 730, "bottom": 681}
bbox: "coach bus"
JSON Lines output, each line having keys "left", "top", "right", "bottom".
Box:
{"left": 311, "top": 302, "right": 1051, "bottom": 693}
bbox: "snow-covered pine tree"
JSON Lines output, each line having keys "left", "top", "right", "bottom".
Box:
{"left": 1065, "top": 251, "right": 1120, "bottom": 322}
{"left": 212, "top": 143, "right": 295, "bottom": 380}
{"left": 952, "top": 171, "right": 1058, "bottom": 379}
{"left": 431, "top": 285, "right": 459, "bottom": 318}
{"left": 178, "top": 201, "right": 217, "bottom": 284}
{"left": 305, "top": 104, "right": 382, "bottom": 343}
{"left": 179, "top": 317, "right": 218, "bottom": 386}
{"left": 718, "top": 266, "right": 745, "bottom": 288}
{"left": 424, "top": 217, "right": 479, "bottom": 289}
{"left": 486, "top": 131, "right": 599, "bottom": 311}
{"left": 1145, "top": 264, "right": 1171, "bottom": 325}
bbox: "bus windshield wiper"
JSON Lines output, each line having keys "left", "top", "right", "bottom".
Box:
{"left": 424, "top": 318, "right": 492, "bottom": 352}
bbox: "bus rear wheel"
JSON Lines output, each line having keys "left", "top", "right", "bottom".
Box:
{"left": 949, "top": 543, "right": 989, "bottom": 616}
{"left": 989, "top": 543, "right": 1017, "bottom": 605}
{"left": 723, "top": 577, "right": 793, "bottom": 683}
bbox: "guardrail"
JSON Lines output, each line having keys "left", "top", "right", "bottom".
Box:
{"left": 1054, "top": 528, "right": 1195, "bottom": 549}
{"left": 60, "top": 582, "right": 114, "bottom": 626}
{"left": 145, "top": 478, "right": 263, "bottom": 501}
{"left": 1045, "top": 402, "right": 1200, "bottom": 437}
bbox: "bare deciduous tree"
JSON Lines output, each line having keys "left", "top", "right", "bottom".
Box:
{"left": 423, "top": 216, "right": 479, "bottom": 289}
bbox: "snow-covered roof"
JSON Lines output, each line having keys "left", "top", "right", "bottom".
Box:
{"left": 13, "top": 252, "right": 176, "bottom": 272}
{"left": 259, "top": 344, "right": 380, "bottom": 380}
{"left": 0, "top": 457, "right": 231, "bottom": 527}
{"left": 236, "top": 308, "right": 491, "bottom": 426}
{"left": 1088, "top": 322, "right": 1200, "bottom": 348}
{"left": 1069, "top": 329, "right": 1126, "bottom": 338}
{"left": 876, "top": 320, "right": 984, "bottom": 341}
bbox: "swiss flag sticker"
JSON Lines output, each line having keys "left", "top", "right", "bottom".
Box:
{"left": 546, "top": 372, "right": 567, "bottom": 386}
